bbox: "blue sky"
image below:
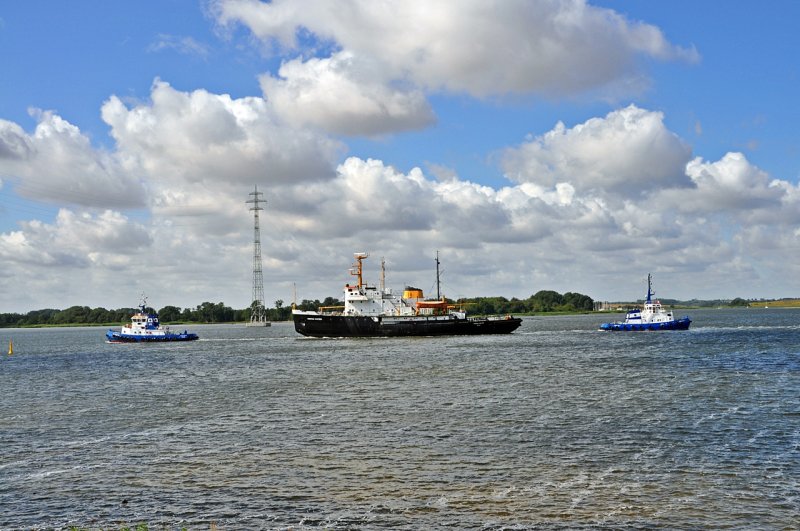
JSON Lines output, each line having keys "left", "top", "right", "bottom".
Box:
{"left": 1, "top": 1, "right": 800, "bottom": 312}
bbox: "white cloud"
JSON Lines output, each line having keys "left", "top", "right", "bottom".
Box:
{"left": 101, "top": 79, "right": 343, "bottom": 188}
{"left": 500, "top": 105, "right": 693, "bottom": 198}
{"left": 215, "top": 0, "right": 698, "bottom": 99}
{"left": 0, "top": 80, "right": 351, "bottom": 311}
{"left": 652, "top": 152, "right": 800, "bottom": 231}
{"left": 0, "top": 203, "right": 253, "bottom": 310}
{"left": 0, "top": 209, "right": 151, "bottom": 269}
{"left": 4, "top": 96, "right": 800, "bottom": 311}
{"left": 260, "top": 51, "right": 435, "bottom": 136}
{"left": 0, "top": 112, "right": 147, "bottom": 208}
{"left": 683, "top": 152, "right": 785, "bottom": 211}
{"left": 0, "top": 119, "right": 33, "bottom": 160}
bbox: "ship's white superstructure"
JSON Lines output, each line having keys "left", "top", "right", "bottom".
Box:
{"left": 292, "top": 252, "right": 518, "bottom": 337}
{"left": 333, "top": 252, "right": 466, "bottom": 318}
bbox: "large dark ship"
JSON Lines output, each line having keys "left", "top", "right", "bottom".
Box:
{"left": 292, "top": 252, "right": 523, "bottom": 337}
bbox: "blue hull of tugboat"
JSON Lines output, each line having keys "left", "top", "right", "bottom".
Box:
{"left": 106, "top": 330, "right": 199, "bottom": 342}
{"left": 599, "top": 317, "right": 691, "bottom": 331}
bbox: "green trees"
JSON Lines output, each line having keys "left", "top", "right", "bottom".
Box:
{"left": 529, "top": 290, "right": 563, "bottom": 311}
{"left": 0, "top": 302, "right": 241, "bottom": 327}
{"left": 457, "top": 289, "right": 594, "bottom": 315}
{"left": 0, "top": 289, "right": 597, "bottom": 327}
{"left": 563, "top": 292, "right": 594, "bottom": 311}
{"left": 52, "top": 306, "right": 92, "bottom": 324}
{"left": 0, "top": 311, "right": 24, "bottom": 326}
{"left": 193, "top": 302, "right": 236, "bottom": 323}
{"left": 295, "top": 297, "right": 344, "bottom": 312}
{"left": 157, "top": 305, "right": 182, "bottom": 322}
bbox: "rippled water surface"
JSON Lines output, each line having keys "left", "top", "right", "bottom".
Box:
{"left": 1, "top": 310, "right": 799, "bottom": 529}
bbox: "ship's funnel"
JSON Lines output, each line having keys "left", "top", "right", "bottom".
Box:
{"left": 403, "top": 286, "right": 424, "bottom": 299}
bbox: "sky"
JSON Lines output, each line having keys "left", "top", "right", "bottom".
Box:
{"left": 1, "top": 0, "right": 800, "bottom": 313}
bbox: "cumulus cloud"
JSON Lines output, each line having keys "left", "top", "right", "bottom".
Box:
{"left": 0, "top": 79, "right": 353, "bottom": 310}
{"left": 500, "top": 105, "right": 693, "bottom": 198}
{"left": 272, "top": 156, "right": 526, "bottom": 246}
{"left": 0, "top": 209, "right": 151, "bottom": 269}
{"left": 0, "top": 119, "right": 33, "bottom": 160}
{"left": 261, "top": 153, "right": 751, "bottom": 300}
{"left": 0, "top": 112, "right": 146, "bottom": 208}
{"left": 652, "top": 152, "right": 800, "bottom": 230}
{"left": 260, "top": 51, "right": 435, "bottom": 136}
{"left": 215, "top": 0, "right": 698, "bottom": 99}
{"left": 101, "top": 80, "right": 342, "bottom": 187}
{"left": 4, "top": 92, "right": 800, "bottom": 310}
{"left": 684, "top": 152, "right": 785, "bottom": 211}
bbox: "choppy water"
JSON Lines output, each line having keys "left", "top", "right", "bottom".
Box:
{"left": 1, "top": 309, "right": 798, "bottom": 529}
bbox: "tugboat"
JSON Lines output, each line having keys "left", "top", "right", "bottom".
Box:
{"left": 292, "top": 252, "right": 523, "bottom": 337}
{"left": 106, "top": 298, "right": 199, "bottom": 342}
{"left": 599, "top": 274, "right": 691, "bottom": 331}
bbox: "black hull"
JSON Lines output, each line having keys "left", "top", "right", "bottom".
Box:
{"left": 293, "top": 313, "right": 522, "bottom": 338}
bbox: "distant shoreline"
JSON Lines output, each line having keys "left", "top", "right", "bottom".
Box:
{"left": 4, "top": 305, "right": 800, "bottom": 329}
{"left": 0, "top": 321, "right": 260, "bottom": 329}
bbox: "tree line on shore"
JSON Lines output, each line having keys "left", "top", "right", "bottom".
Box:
{"left": 0, "top": 290, "right": 596, "bottom": 327}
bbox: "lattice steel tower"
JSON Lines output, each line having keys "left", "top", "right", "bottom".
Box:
{"left": 246, "top": 185, "right": 270, "bottom": 326}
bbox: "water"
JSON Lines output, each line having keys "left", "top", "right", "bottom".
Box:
{"left": 1, "top": 309, "right": 798, "bottom": 529}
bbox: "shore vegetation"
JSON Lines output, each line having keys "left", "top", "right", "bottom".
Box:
{"left": 3, "top": 293, "right": 796, "bottom": 328}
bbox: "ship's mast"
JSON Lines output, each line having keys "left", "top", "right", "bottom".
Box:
{"left": 646, "top": 273, "right": 653, "bottom": 304}
{"left": 380, "top": 257, "right": 386, "bottom": 292}
{"left": 351, "top": 252, "right": 369, "bottom": 288}
{"left": 246, "top": 185, "right": 269, "bottom": 326}
{"left": 435, "top": 250, "right": 441, "bottom": 300}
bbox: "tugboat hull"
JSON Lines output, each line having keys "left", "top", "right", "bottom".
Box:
{"left": 293, "top": 313, "right": 522, "bottom": 338}
{"left": 106, "top": 330, "right": 199, "bottom": 342}
{"left": 598, "top": 317, "right": 691, "bottom": 331}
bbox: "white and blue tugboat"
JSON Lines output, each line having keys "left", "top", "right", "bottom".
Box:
{"left": 106, "top": 298, "right": 199, "bottom": 342}
{"left": 599, "top": 274, "right": 691, "bottom": 331}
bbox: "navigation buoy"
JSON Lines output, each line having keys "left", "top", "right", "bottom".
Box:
{"left": 7, "top": 339, "right": 12, "bottom": 356}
